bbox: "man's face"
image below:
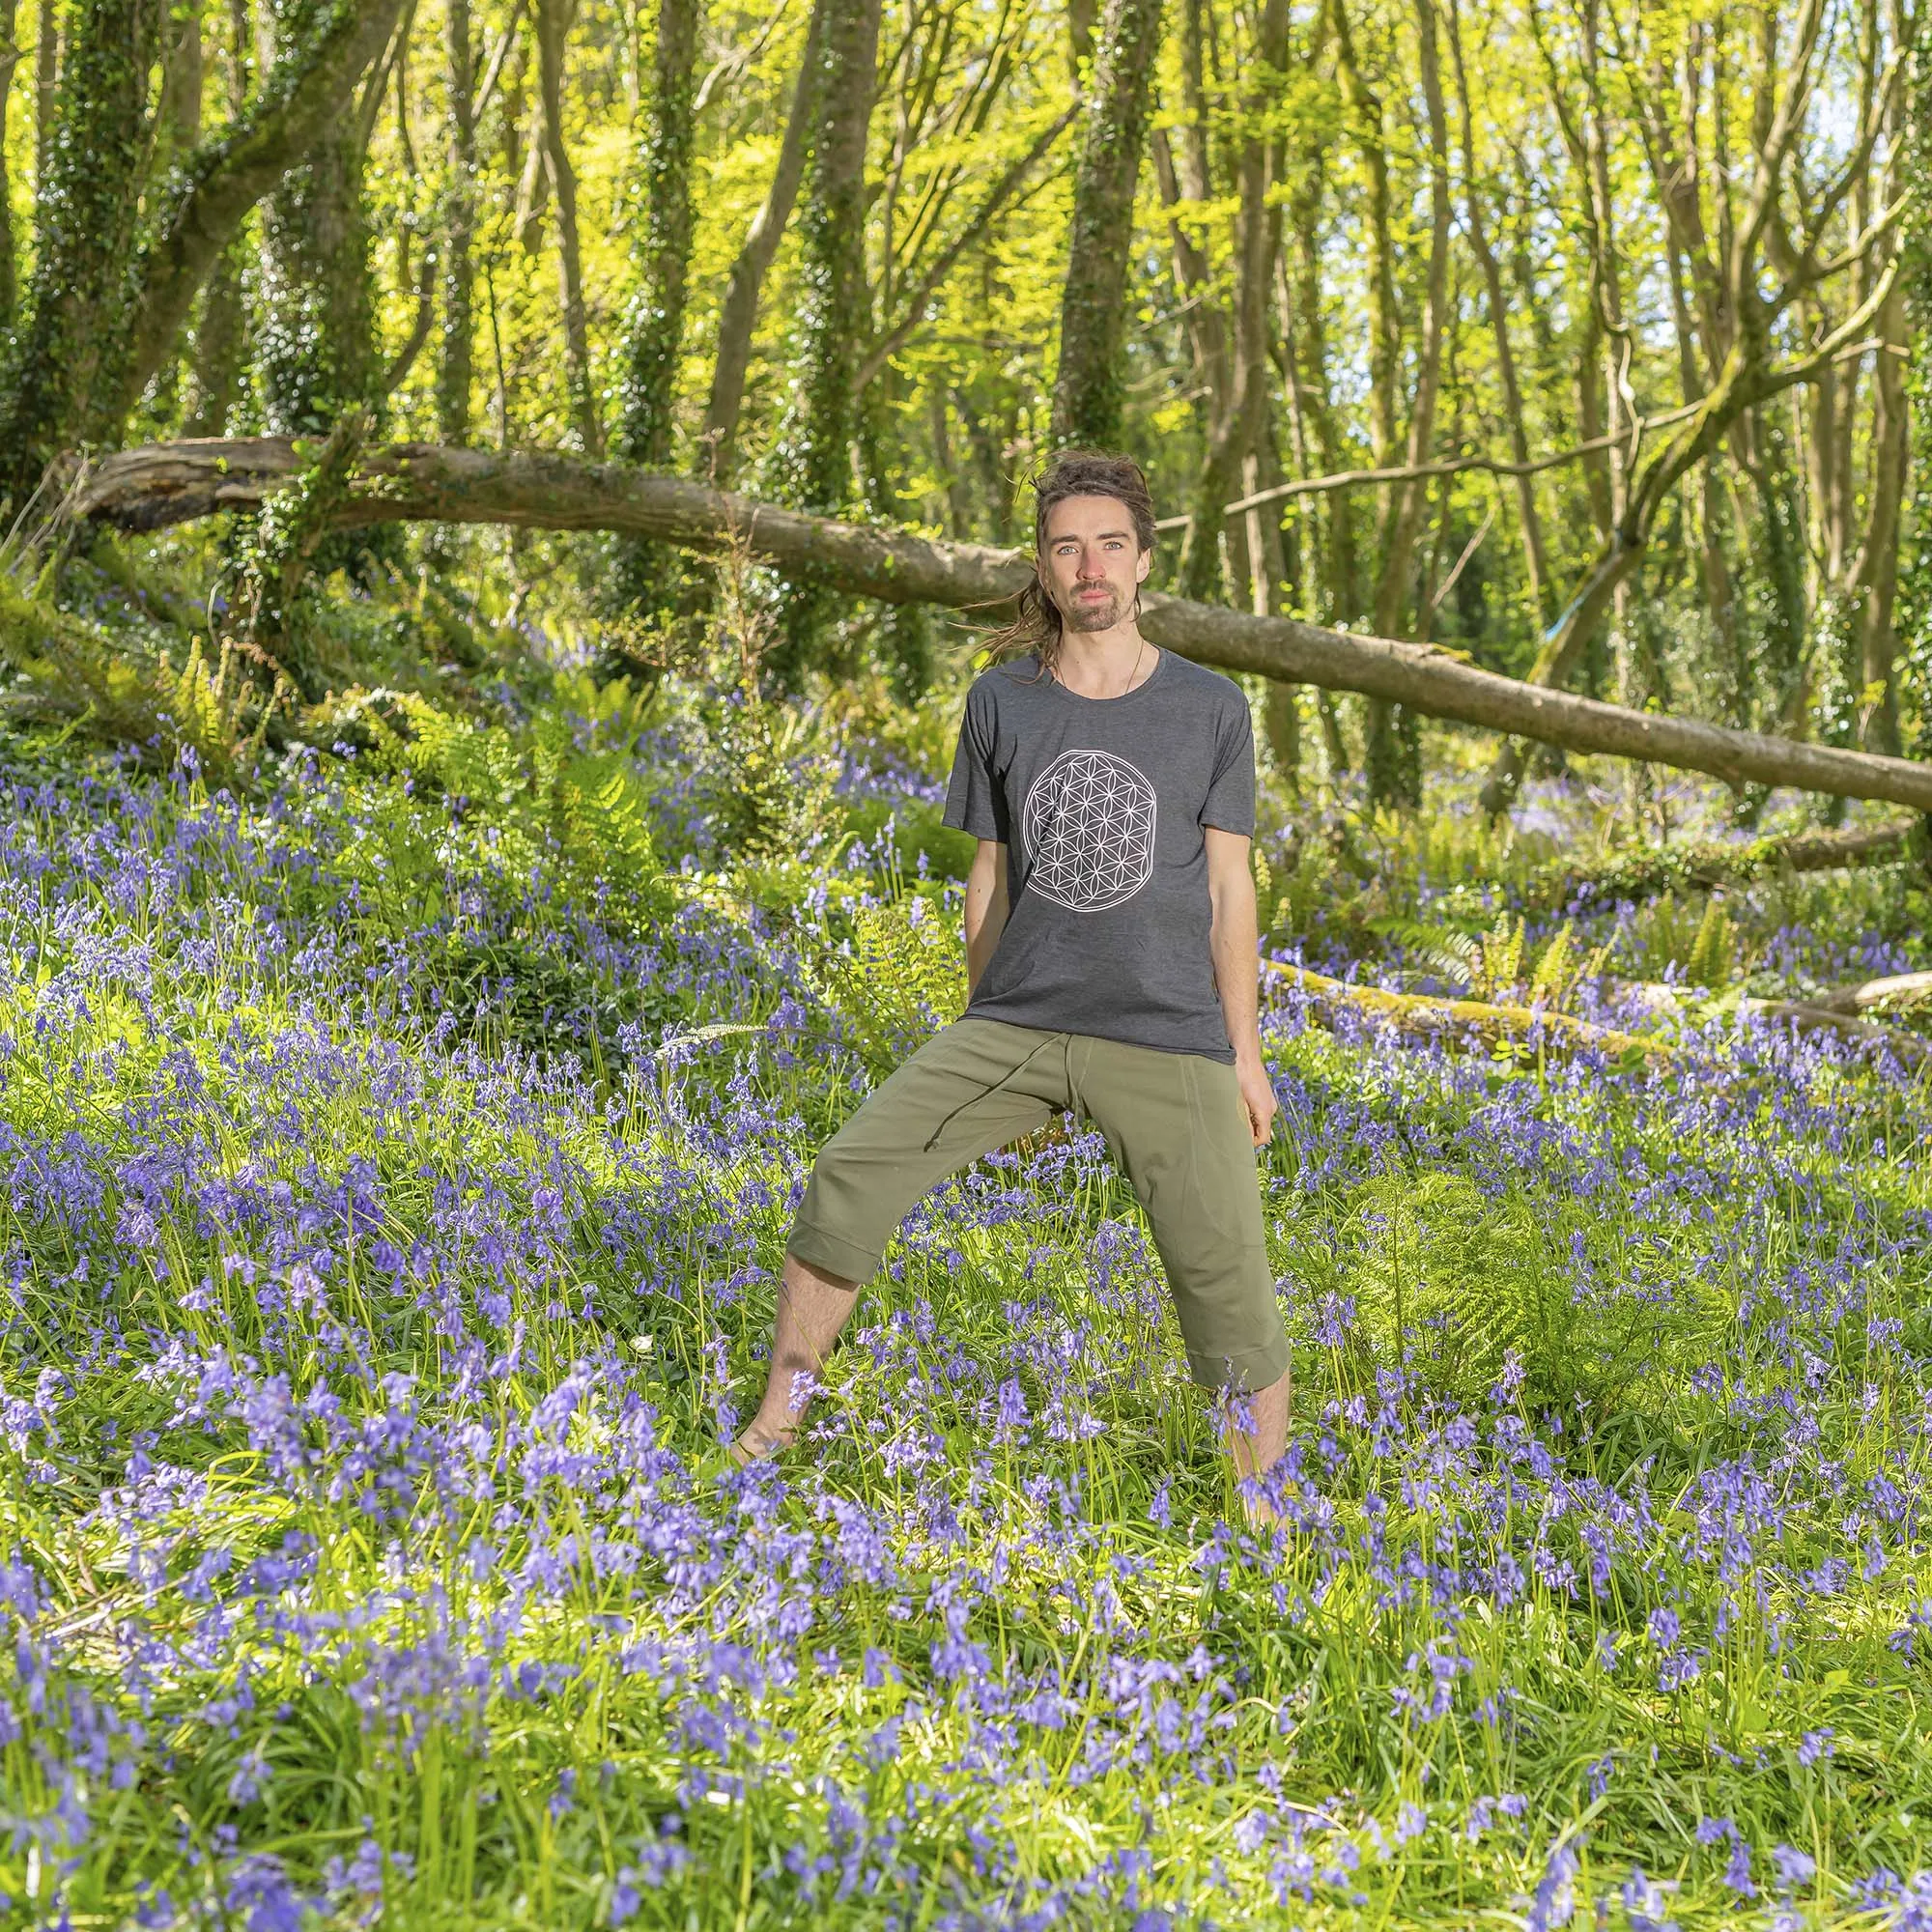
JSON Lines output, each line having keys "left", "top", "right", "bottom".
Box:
{"left": 1039, "top": 494, "right": 1152, "bottom": 633}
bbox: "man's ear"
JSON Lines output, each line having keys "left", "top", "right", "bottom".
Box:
{"left": 1136, "top": 546, "right": 1152, "bottom": 583}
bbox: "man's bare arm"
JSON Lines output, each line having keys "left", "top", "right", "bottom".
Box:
{"left": 1206, "top": 826, "right": 1276, "bottom": 1145}
{"left": 963, "top": 839, "right": 1009, "bottom": 996}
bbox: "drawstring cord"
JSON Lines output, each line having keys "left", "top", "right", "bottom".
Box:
{"left": 923, "top": 1033, "right": 1061, "bottom": 1151}
{"left": 1065, "top": 1034, "right": 1089, "bottom": 1126}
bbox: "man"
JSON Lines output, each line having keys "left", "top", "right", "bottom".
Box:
{"left": 730, "top": 450, "right": 1292, "bottom": 1503}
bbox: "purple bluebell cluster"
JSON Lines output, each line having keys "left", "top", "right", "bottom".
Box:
{"left": 0, "top": 735, "right": 1929, "bottom": 1927}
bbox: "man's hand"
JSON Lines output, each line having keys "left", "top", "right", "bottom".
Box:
{"left": 1235, "top": 1053, "right": 1277, "bottom": 1147}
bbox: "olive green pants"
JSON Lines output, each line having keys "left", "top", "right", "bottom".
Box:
{"left": 788, "top": 1018, "right": 1290, "bottom": 1393}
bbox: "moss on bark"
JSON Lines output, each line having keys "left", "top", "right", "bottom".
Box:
{"left": 1050, "top": 0, "right": 1165, "bottom": 450}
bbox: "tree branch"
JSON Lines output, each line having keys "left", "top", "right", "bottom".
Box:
{"left": 112, "top": 0, "right": 412, "bottom": 434}
{"left": 854, "top": 101, "right": 1077, "bottom": 393}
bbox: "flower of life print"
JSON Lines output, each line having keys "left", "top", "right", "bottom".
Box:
{"left": 1021, "top": 748, "right": 1158, "bottom": 911}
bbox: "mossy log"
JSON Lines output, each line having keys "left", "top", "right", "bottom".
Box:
{"left": 1514, "top": 817, "right": 1918, "bottom": 916}
{"left": 1263, "top": 959, "right": 1671, "bottom": 1061}
{"left": 70, "top": 437, "right": 1932, "bottom": 815}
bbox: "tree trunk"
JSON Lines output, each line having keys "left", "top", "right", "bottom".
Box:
{"left": 534, "top": 0, "right": 599, "bottom": 454}
{"left": 0, "top": 0, "right": 161, "bottom": 507}
{"left": 1855, "top": 285, "right": 1908, "bottom": 751}
{"left": 158, "top": 0, "right": 205, "bottom": 157}
{"left": 777, "top": 0, "right": 877, "bottom": 515}
{"left": 437, "top": 0, "right": 477, "bottom": 443}
{"left": 106, "top": 0, "right": 410, "bottom": 442}
{"left": 1362, "top": 0, "right": 1450, "bottom": 807}
{"left": 1050, "top": 0, "right": 1164, "bottom": 447}
{"left": 1332, "top": 0, "right": 1419, "bottom": 799}
{"left": 768, "top": 0, "right": 880, "bottom": 679}
{"left": 185, "top": 249, "right": 248, "bottom": 435}
{"left": 615, "top": 0, "right": 702, "bottom": 469}
{"left": 33, "top": 0, "right": 58, "bottom": 194}
{"left": 1445, "top": 0, "right": 1546, "bottom": 628}
{"left": 183, "top": 0, "right": 252, "bottom": 437}
{"left": 1177, "top": 0, "right": 1288, "bottom": 607}
{"left": 78, "top": 435, "right": 1932, "bottom": 816}
{"left": 1515, "top": 815, "right": 1915, "bottom": 917}
{"left": 258, "top": 0, "right": 380, "bottom": 437}
{"left": 610, "top": 0, "right": 703, "bottom": 614}
{"left": 0, "top": 0, "right": 20, "bottom": 334}
{"left": 699, "top": 0, "right": 825, "bottom": 485}
{"left": 1281, "top": 171, "right": 1361, "bottom": 634}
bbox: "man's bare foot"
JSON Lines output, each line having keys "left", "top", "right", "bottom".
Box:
{"left": 728, "top": 1421, "right": 798, "bottom": 1466}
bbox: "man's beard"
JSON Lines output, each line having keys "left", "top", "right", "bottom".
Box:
{"left": 1061, "top": 583, "right": 1125, "bottom": 632}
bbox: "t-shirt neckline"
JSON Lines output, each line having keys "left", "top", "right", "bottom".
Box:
{"left": 1040, "top": 646, "right": 1167, "bottom": 705}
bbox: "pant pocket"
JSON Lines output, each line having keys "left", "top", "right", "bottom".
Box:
{"left": 1182, "top": 1057, "right": 1257, "bottom": 1244}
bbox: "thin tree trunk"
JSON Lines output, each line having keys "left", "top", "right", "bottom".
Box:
{"left": 0, "top": 0, "right": 20, "bottom": 333}
{"left": 437, "top": 0, "right": 476, "bottom": 442}
{"left": 610, "top": 0, "right": 702, "bottom": 615}
{"left": 1663, "top": 222, "right": 1739, "bottom": 704}
{"left": 33, "top": 0, "right": 57, "bottom": 193}
{"left": 1282, "top": 177, "right": 1359, "bottom": 632}
{"left": 1371, "top": 0, "right": 1448, "bottom": 621}
{"left": 1178, "top": 0, "right": 1288, "bottom": 606}
{"left": 699, "top": 0, "right": 825, "bottom": 484}
{"left": 185, "top": 250, "right": 247, "bottom": 433}
{"left": 1050, "top": 0, "right": 1165, "bottom": 446}
{"left": 1445, "top": 0, "right": 1546, "bottom": 627}
{"left": 777, "top": 0, "right": 880, "bottom": 516}
{"left": 1363, "top": 0, "right": 1450, "bottom": 806}
{"left": 184, "top": 0, "right": 251, "bottom": 435}
{"left": 158, "top": 0, "right": 204, "bottom": 156}
{"left": 534, "top": 0, "right": 599, "bottom": 454}
{"left": 1855, "top": 282, "right": 1908, "bottom": 750}
{"left": 928, "top": 387, "right": 971, "bottom": 538}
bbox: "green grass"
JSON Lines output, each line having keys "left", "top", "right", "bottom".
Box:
{"left": 1, "top": 708, "right": 1931, "bottom": 1928}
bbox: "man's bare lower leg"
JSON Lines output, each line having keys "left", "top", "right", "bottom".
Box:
{"left": 1222, "top": 1365, "right": 1292, "bottom": 1519}
{"left": 730, "top": 1253, "right": 860, "bottom": 1463}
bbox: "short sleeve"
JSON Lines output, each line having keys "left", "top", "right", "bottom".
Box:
{"left": 1200, "top": 692, "right": 1256, "bottom": 835}
{"left": 942, "top": 683, "right": 1009, "bottom": 842}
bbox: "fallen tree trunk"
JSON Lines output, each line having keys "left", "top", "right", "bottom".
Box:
{"left": 1263, "top": 959, "right": 1670, "bottom": 1061}
{"left": 1810, "top": 969, "right": 1932, "bottom": 1017}
{"left": 1589, "top": 978, "right": 1930, "bottom": 1069}
{"left": 67, "top": 436, "right": 1932, "bottom": 814}
{"left": 1511, "top": 816, "right": 1918, "bottom": 916}
{"left": 1737, "top": 997, "right": 1932, "bottom": 1069}
{"left": 1271, "top": 959, "right": 1931, "bottom": 1073}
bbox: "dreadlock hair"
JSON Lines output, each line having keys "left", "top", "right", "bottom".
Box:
{"left": 979, "top": 450, "right": 1159, "bottom": 675}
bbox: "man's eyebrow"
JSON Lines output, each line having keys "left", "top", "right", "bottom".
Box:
{"left": 1051, "top": 526, "right": 1134, "bottom": 542}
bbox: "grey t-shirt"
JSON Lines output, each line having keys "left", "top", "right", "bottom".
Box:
{"left": 941, "top": 649, "right": 1256, "bottom": 1062}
